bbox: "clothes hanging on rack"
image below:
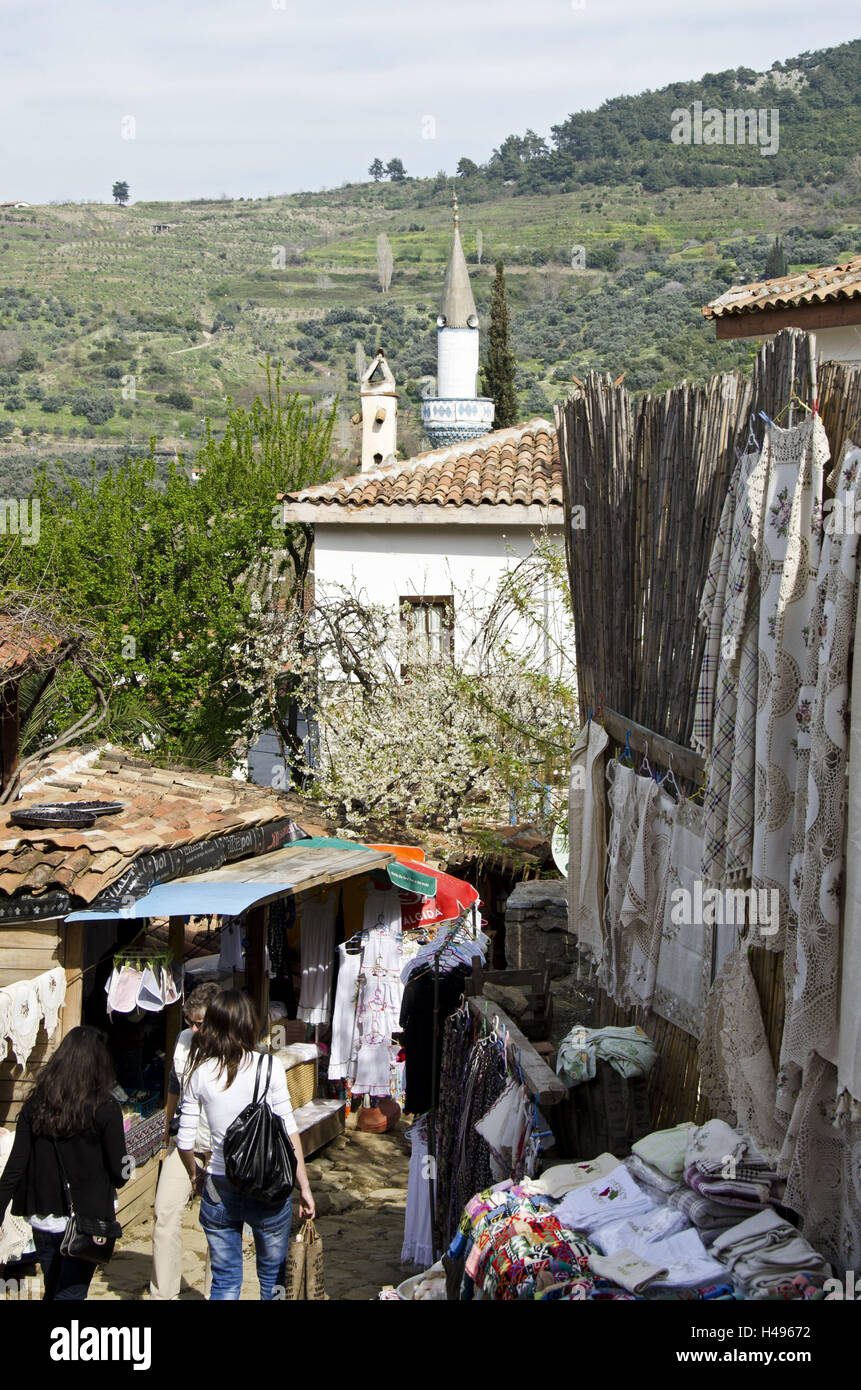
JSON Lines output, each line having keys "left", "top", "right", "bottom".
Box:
{"left": 267, "top": 896, "right": 295, "bottom": 978}
{"left": 401, "top": 1114, "right": 435, "bottom": 1268}
{"left": 328, "top": 944, "right": 362, "bottom": 1083}
{"left": 434, "top": 1005, "right": 474, "bottom": 1247}
{"left": 297, "top": 891, "right": 337, "bottom": 1026}
{"left": 328, "top": 886, "right": 404, "bottom": 1096}
{"left": 218, "top": 916, "right": 246, "bottom": 972}
{"left": 399, "top": 962, "right": 472, "bottom": 1115}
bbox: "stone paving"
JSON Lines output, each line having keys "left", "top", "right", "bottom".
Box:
{"left": 87, "top": 1113, "right": 415, "bottom": 1301}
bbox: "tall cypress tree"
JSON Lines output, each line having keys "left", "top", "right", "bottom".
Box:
{"left": 481, "top": 259, "right": 518, "bottom": 428}
{"left": 764, "top": 236, "right": 789, "bottom": 279}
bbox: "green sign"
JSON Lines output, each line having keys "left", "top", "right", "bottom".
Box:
{"left": 387, "top": 862, "right": 437, "bottom": 897}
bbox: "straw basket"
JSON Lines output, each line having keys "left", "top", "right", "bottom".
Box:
{"left": 285, "top": 1059, "right": 317, "bottom": 1110}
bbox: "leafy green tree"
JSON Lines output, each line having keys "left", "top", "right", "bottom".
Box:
{"left": 368, "top": 158, "right": 385, "bottom": 181}
{"left": 16, "top": 348, "right": 40, "bottom": 371}
{"left": 385, "top": 158, "right": 407, "bottom": 182}
{"left": 112, "top": 181, "right": 130, "bottom": 206}
{"left": 480, "top": 260, "right": 518, "bottom": 428}
{"left": 764, "top": 236, "right": 789, "bottom": 278}
{"left": 457, "top": 157, "right": 480, "bottom": 178}
{"left": 11, "top": 363, "right": 337, "bottom": 769}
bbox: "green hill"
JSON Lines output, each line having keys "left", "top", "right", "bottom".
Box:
{"left": 0, "top": 36, "right": 858, "bottom": 490}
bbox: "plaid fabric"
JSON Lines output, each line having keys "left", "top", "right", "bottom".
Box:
{"left": 701, "top": 445, "right": 763, "bottom": 884}
{"left": 693, "top": 481, "right": 735, "bottom": 756}
{"left": 667, "top": 1186, "right": 742, "bottom": 1232}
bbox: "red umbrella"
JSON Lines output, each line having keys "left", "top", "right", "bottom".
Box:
{"left": 395, "top": 860, "right": 480, "bottom": 931}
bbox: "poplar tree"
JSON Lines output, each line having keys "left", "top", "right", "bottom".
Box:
{"left": 481, "top": 259, "right": 518, "bottom": 428}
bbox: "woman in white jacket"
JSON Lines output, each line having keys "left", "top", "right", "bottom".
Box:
{"left": 177, "top": 989, "right": 315, "bottom": 1301}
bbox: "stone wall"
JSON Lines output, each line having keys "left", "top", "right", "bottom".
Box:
{"left": 504, "top": 878, "right": 577, "bottom": 977}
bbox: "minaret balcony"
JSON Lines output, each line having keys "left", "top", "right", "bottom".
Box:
{"left": 421, "top": 395, "right": 495, "bottom": 445}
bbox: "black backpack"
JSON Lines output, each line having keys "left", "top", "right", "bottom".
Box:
{"left": 222, "top": 1053, "right": 297, "bottom": 1204}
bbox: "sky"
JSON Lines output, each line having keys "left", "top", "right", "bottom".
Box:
{"left": 1, "top": 0, "right": 858, "bottom": 205}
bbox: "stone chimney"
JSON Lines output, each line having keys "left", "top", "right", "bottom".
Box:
{"left": 360, "top": 349, "right": 398, "bottom": 472}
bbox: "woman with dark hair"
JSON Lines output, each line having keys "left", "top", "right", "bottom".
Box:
{"left": 0, "top": 1025, "right": 129, "bottom": 1301}
{"left": 176, "top": 989, "right": 315, "bottom": 1301}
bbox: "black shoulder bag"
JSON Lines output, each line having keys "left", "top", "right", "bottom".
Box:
{"left": 53, "top": 1141, "right": 123, "bottom": 1265}
{"left": 222, "top": 1053, "right": 297, "bottom": 1204}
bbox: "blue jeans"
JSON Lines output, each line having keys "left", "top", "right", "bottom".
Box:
{"left": 32, "top": 1227, "right": 97, "bottom": 1301}
{"left": 199, "top": 1176, "right": 293, "bottom": 1301}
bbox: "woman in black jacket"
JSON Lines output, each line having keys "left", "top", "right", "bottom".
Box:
{"left": 0, "top": 1025, "right": 129, "bottom": 1300}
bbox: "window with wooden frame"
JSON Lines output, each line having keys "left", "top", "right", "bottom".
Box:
{"left": 399, "top": 595, "right": 454, "bottom": 672}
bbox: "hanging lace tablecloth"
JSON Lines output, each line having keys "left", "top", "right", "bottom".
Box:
{"left": 654, "top": 802, "right": 710, "bottom": 1037}
{"left": 839, "top": 445, "right": 861, "bottom": 1108}
{"left": 781, "top": 1051, "right": 861, "bottom": 1278}
{"left": 618, "top": 781, "right": 676, "bottom": 1010}
{"left": 779, "top": 443, "right": 861, "bottom": 1120}
{"left": 752, "top": 415, "right": 829, "bottom": 951}
{"left": 567, "top": 719, "right": 609, "bottom": 964}
{"left": 600, "top": 762, "right": 640, "bottom": 1003}
{"left": 698, "top": 946, "right": 784, "bottom": 1164}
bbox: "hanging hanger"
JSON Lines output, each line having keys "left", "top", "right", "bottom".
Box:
{"left": 690, "top": 766, "right": 708, "bottom": 804}
{"left": 639, "top": 740, "right": 652, "bottom": 779}
{"left": 661, "top": 752, "right": 682, "bottom": 801}
{"left": 620, "top": 731, "right": 634, "bottom": 766}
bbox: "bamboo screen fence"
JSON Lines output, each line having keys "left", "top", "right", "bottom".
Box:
{"left": 555, "top": 329, "right": 861, "bottom": 1128}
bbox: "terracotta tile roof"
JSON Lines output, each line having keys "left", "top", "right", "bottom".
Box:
{"left": 0, "top": 744, "right": 323, "bottom": 907}
{"left": 0, "top": 614, "right": 58, "bottom": 675}
{"left": 703, "top": 255, "right": 861, "bottom": 320}
{"left": 281, "top": 420, "right": 562, "bottom": 512}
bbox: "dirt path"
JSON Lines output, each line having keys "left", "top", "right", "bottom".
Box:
{"left": 86, "top": 1114, "right": 415, "bottom": 1301}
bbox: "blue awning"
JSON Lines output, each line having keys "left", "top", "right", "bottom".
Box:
{"left": 64, "top": 841, "right": 395, "bottom": 923}
{"left": 64, "top": 879, "right": 295, "bottom": 922}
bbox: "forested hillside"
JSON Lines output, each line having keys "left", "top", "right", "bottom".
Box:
{"left": 0, "top": 37, "right": 857, "bottom": 489}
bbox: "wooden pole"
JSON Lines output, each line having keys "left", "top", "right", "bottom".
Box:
{"left": 164, "top": 915, "right": 186, "bottom": 1097}
{"left": 60, "top": 920, "right": 85, "bottom": 1039}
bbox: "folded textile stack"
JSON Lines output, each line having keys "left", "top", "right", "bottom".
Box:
{"left": 594, "top": 1224, "right": 726, "bottom": 1291}
{"left": 555, "top": 1162, "right": 656, "bottom": 1235}
{"left": 666, "top": 1188, "right": 745, "bottom": 1245}
{"left": 625, "top": 1152, "right": 680, "bottom": 1196}
{"left": 556, "top": 1024, "right": 657, "bottom": 1086}
{"left": 682, "top": 1119, "right": 777, "bottom": 1210}
{"left": 631, "top": 1122, "right": 697, "bottom": 1183}
{"left": 710, "top": 1209, "right": 831, "bottom": 1298}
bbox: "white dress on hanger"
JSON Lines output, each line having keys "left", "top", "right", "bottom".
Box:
{"left": 328, "top": 945, "right": 362, "bottom": 1082}
{"left": 401, "top": 1115, "right": 435, "bottom": 1267}
{"left": 297, "top": 892, "right": 337, "bottom": 1026}
{"left": 351, "top": 888, "right": 403, "bottom": 1096}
